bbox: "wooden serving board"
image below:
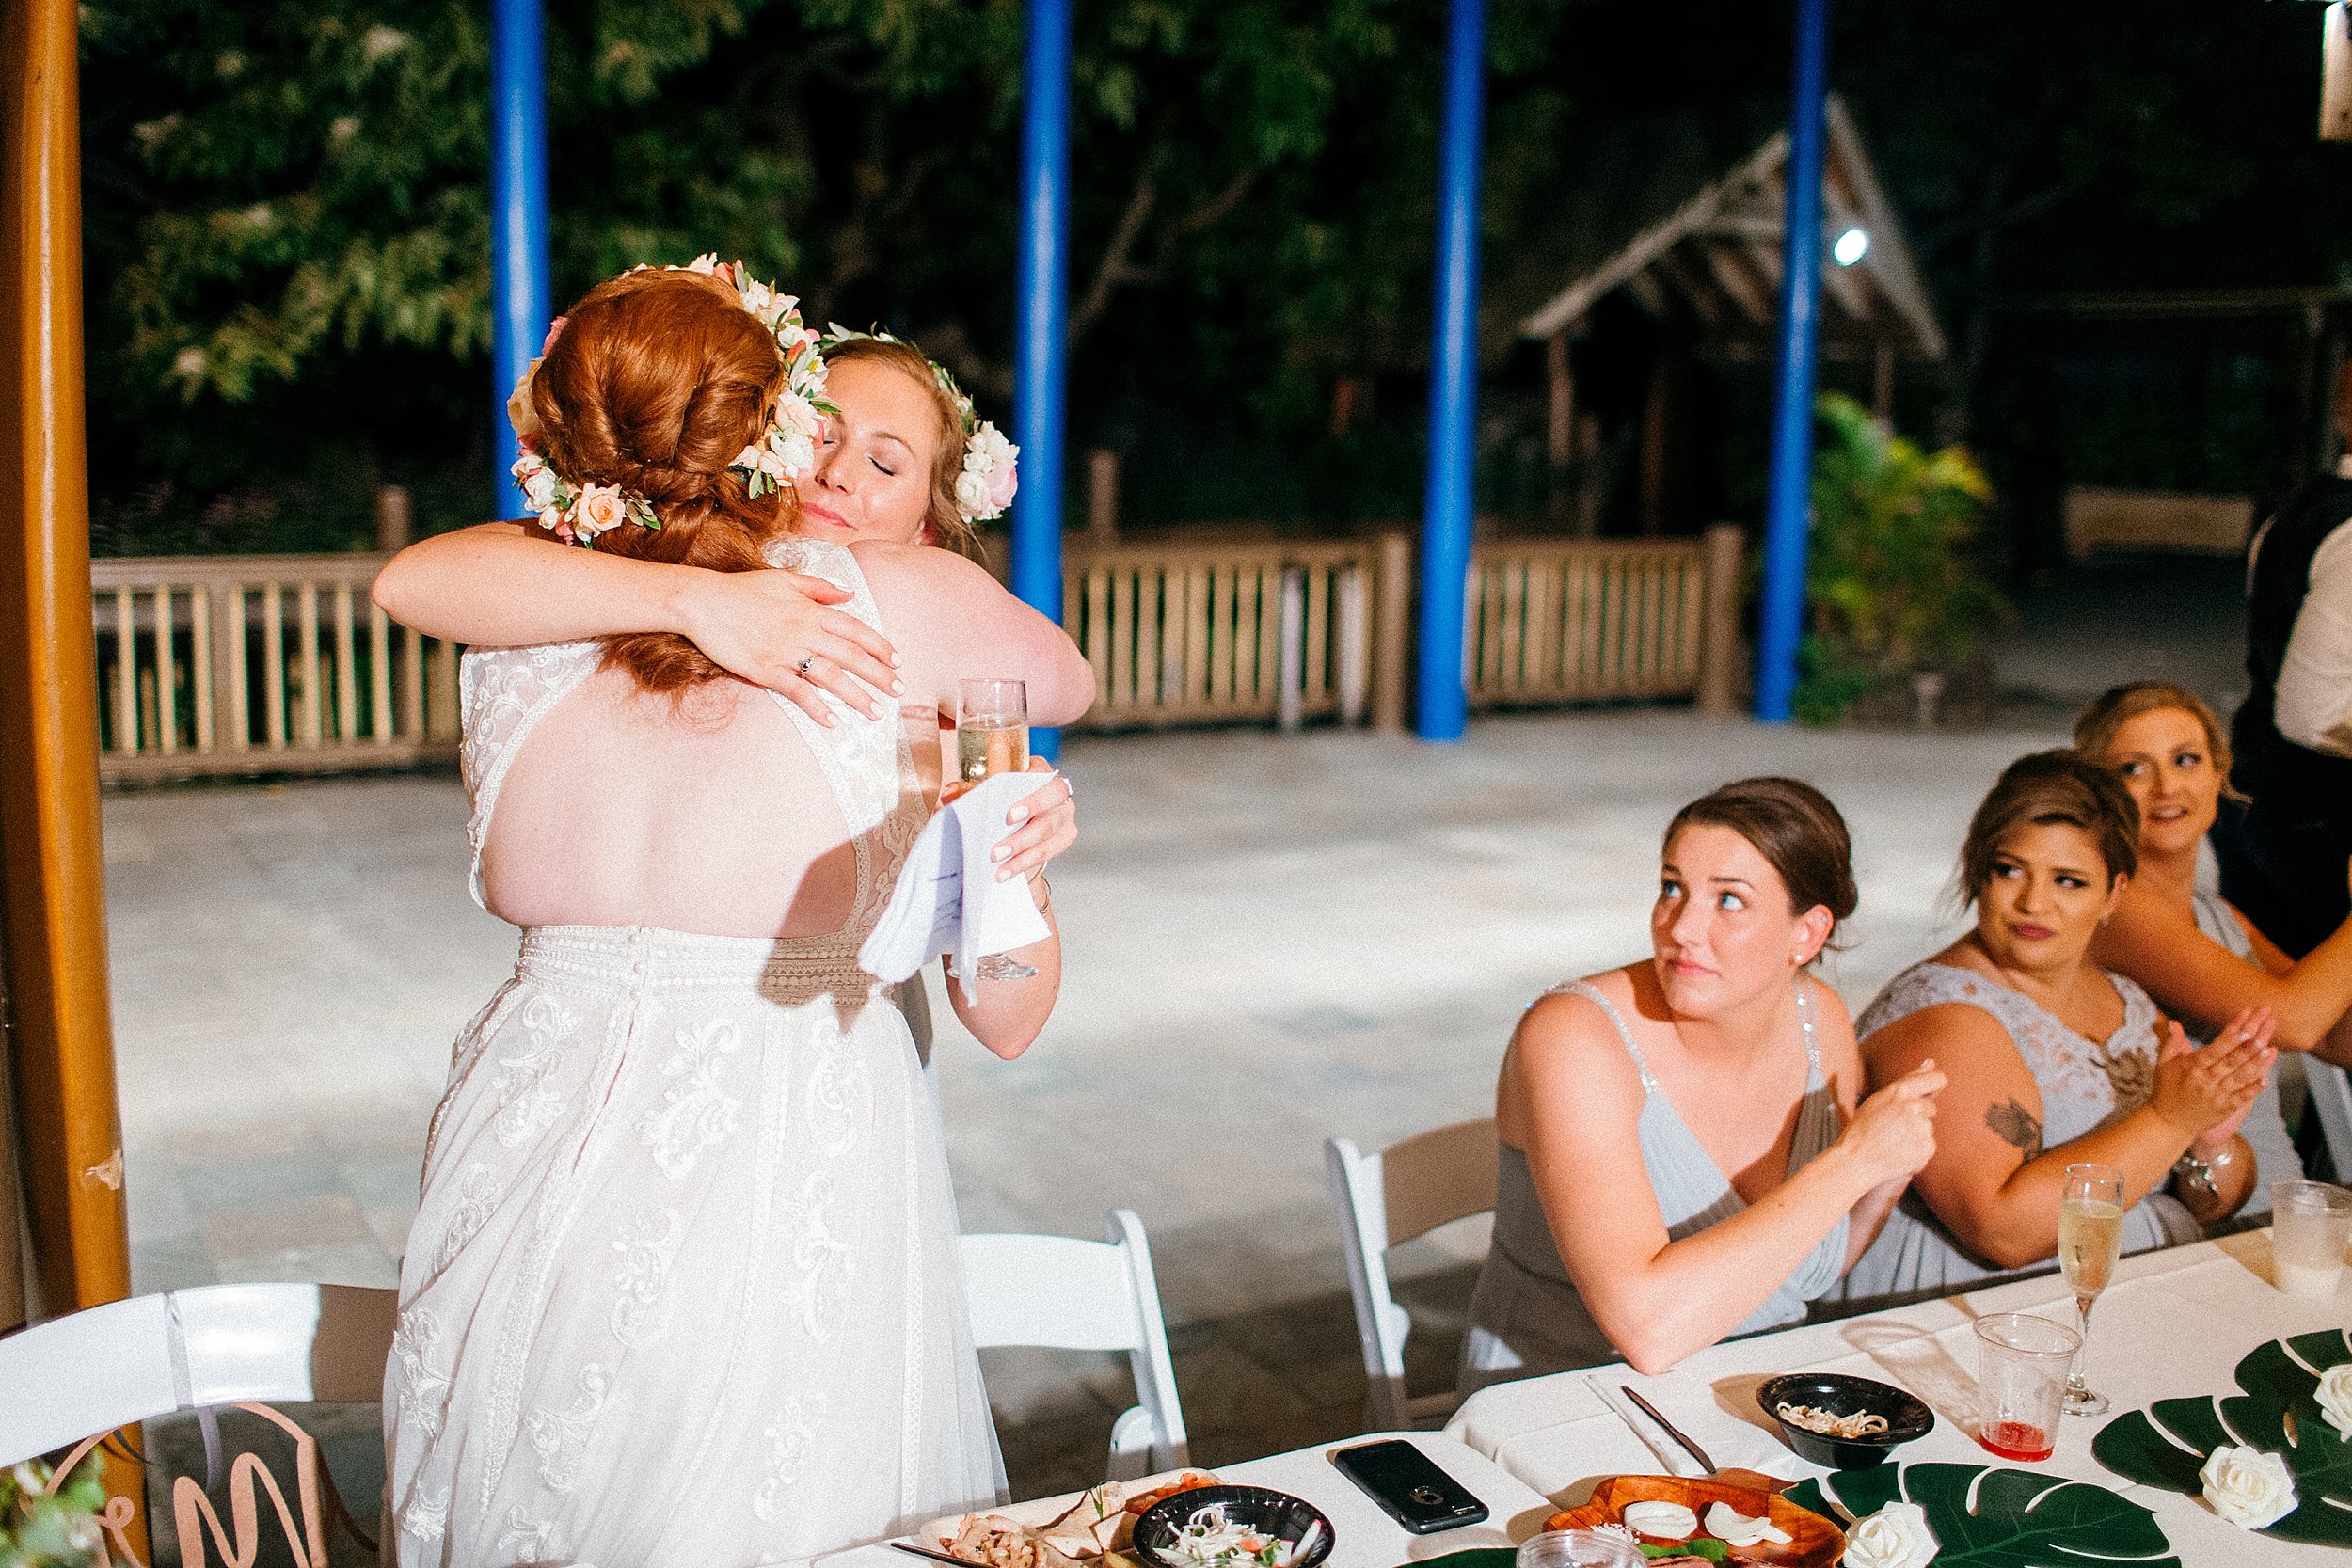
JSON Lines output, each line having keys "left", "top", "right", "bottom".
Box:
{"left": 918, "top": 1468, "right": 1212, "bottom": 1554}
{"left": 1546, "top": 1475, "right": 1843, "bottom": 1567}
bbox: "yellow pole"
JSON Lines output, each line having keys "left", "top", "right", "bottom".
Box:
{"left": 0, "top": 0, "right": 132, "bottom": 1316}
{"left": 1, "top": 0, "right": 145, "bottom": 1539}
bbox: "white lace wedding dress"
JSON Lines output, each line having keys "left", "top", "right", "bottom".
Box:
{"left": 384, "top": 540, "right": 1005, "bottom": 1568}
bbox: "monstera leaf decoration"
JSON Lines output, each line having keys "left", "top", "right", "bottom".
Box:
{"left": 2093, "top": 1330, "right": 2352, "bottom": 1544}
{"left": 1786, "top": 1462, "right": 2180, "bottom": 1567}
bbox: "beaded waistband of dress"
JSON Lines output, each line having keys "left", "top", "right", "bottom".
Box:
{"left": 516, "top": 923, "right": 882, "bottom": 994}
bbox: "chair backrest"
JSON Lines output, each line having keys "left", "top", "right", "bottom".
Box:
{"left": 1326, "top": 1117, "right": 1497, "bottom": 1432}
{"left": 0, "top": 1283, "right": 399, "bottom": 1468}
{"left": 960, "top": 1210, "right": 1188, "bottom": 1480}
{"left": 2304, "top": 1058, "right": 2352, "bottom": 1186}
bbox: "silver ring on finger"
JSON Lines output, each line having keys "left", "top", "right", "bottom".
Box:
{"left": 796, "top": 654, "right": 816, "bottom": 677}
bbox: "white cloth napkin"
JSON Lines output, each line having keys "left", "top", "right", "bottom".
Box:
{"left": 858, "top": 771, "right": 1055, "bottom": 1001}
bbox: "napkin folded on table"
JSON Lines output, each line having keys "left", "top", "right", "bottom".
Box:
{"left": 1586, "top": 1371, "right": 1804, "bottom": 1481}
{"left": 859, "top": 771, "right": 1056, "bottom": 1003}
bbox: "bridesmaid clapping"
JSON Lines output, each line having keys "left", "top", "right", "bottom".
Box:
{"left": 1460, "top": 778, "right": 1944, "bottom": 1386}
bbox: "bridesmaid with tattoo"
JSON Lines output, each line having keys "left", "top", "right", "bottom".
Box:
{"left": 1830, "top": 752, "right": 2277, "bottom": 1309}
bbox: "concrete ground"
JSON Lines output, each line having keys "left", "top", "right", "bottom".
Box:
{"left": 98, "top": 551, "right": 2240, "bottom": 1534}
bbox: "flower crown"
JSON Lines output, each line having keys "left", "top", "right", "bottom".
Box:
{"left": 820, "top": 325, "right": 1019, "bottom": 525}
{"left": 507, "top": 255, "right": 834, "bottom": 547}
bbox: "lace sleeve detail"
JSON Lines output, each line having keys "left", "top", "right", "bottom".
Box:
{"left": 1854, "top": 962, "right": 2012, "bottom": 1042}
{"left": 459, "top": 641, "right": 605, "bottom": 909}
{"left": 755, "top": 540, "right": 903, "bottom": 837}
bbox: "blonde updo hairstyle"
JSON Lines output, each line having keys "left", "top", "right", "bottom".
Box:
{"left": 820, "top": 335, "right": 983, "bottom": 560}
{"left": 529, "top": 267, "right": 795, "bottom": 692}
{"left": 2071, "top": 680, "right": 2244, "bottom": 803}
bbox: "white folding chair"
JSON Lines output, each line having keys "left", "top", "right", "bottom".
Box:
{"left": 0, "top": 1282, "right": 397, "bottom": 1566}
{"left": 1326, "top": 1118, "right": 1498, "bottom": 1432}
{"left": 961, "top": 1209, "right": 1188, "bottom": 1481}
{"left": 2303, "top": 1057, "right": 2352, "bottom": 1185}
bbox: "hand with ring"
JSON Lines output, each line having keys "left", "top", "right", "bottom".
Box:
{"left": 674, "top": 568, "right": 899, "bottom": 725}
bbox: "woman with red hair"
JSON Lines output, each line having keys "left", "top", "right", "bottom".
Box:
{"left": 379, "top": 263, "right": 1091, "bottom": 1568}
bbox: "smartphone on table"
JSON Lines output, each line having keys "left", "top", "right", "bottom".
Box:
{"left": 1328, "top": 1439, "right": 1489, "bottom": 1534}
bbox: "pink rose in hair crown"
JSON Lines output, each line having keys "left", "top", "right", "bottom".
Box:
{"left": 541, "top": 316, "right": 567, "bottom": 354}
{"left": 572, "top": 483, "right": 630, "bottom": 541}
{"left": 776, "top": 389, "right": 824, "bottom": 441}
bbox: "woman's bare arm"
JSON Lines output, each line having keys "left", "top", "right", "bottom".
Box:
{"left": 850, "top": 542, "right": 1094, "bottom": 726}
{"left": 1866, "top": 1003, "right": 2268, "bottom": 1268}
{"left": 2094, "top": 876, "right": 2352, "bottom": 1053}
{"left": 1510, "top": 984, "right": 1932, "bottom": 1375}
{"left": 941, "top": 877, "right": 1062, "bottom": 1059}
{"left": 370, "top": 522, "right": 901, "bottom": 721}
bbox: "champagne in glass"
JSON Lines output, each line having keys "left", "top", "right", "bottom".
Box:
{"left": 951, "top": 679, "right": 1037, "bottom": 982}
{"left": 954, "top": 718, "right": 1030, "bottom": 797}
{"left": 2058, "top": 1162, "right": 2125, "bottom": 1416}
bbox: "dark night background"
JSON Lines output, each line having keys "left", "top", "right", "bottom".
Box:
{"left": 72, "top": 0, "right": 2352, "bottom": 573}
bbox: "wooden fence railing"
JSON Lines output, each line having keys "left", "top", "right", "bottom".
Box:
{"left": 89, "top": 555, "right": 463, "bottom": 785}
{"left": 87, "top": 526, "right": 1741, "bottom": 781}
{"left": 1060, "top": 537, "right": 1406, "bottom": 732}
{"left": 1465, "top": 528, "right": 1741, "bottom": 709}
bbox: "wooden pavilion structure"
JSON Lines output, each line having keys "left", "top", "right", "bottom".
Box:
{"left": 1489, "top": 96, "right": 1946, "bottom": 534}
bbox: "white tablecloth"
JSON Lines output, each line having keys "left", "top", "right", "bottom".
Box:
{"left": 818, "top": 1433, "right": 1559, "bottom": 1568}
{"left": 1444, "top": 1228, "right": 2352, "bottom": 1564}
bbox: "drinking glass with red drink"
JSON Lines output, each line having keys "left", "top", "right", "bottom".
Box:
{"left": 1973, "top": 1312, "right": 2080, "bottom": 1463}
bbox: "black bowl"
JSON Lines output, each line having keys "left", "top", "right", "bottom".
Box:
{"left": 1128, "top": 1486, "right": 1336, "bottom": 1568}
{"left": 1755, "top": 1372, "right": 1934, "bottom": 1468}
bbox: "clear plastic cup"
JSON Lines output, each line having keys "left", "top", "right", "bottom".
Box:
{"left": 1973, "top": 1311, "right": 2080, "bottom": 1463}
{"left": 2270, "top": 1180, "right": 2352, "bottom": 1297}
{"left": 1516, "top": 1528, "right": 1643, "bottom": 1568}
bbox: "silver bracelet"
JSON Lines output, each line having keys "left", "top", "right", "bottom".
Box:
{"left": 2173, "top": 1141, "right": 2236, "bottom": 1200}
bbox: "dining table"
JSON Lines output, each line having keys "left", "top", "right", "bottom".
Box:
{"left": 1442, "top": 1226, "right": 2352, "bottom": 1563}
{"left": 816, "top": 1432, "right": 1562, "bottom": 1568}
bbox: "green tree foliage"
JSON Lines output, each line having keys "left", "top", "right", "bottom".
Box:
{"left": 0, "top": 1456, "right": 108, "bottom": 1568}
{"left": 1794, "top": 392, "right": 2007, "bottom": 723}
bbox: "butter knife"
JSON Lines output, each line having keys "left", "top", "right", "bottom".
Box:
{"left": 1620, "top": 1384, "right": 1718, "bottom": 1475}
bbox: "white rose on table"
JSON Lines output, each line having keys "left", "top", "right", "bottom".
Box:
{"left": 1842, "top": 1500, "right": 1937, "bottom": 1568}
{"left": 2200, "top": 1444, "right": 2297, "bottom": 1529}
{"left": 2316, "top": 1364, "right": 2352, "bottom": 1439}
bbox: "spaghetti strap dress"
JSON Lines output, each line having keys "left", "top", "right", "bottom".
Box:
{"left": 1457, "top": 978, "right": 1849, "bottom": 1395}
{"left": 383, "top": 538, "right": 1003, "bottom": 1568}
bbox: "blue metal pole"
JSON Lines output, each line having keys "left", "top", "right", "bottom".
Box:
{"left": 1416, "top": 0, "right": 1486, "bottom": 742}
{"left": 489, "top": 0, "right": 552, "bottom": 519}
{"left": 1754, "top": 0, "right": 1833, "bottom": 723}
{"left": 1013, "top": 0, "right": 1073, "bottom": 761}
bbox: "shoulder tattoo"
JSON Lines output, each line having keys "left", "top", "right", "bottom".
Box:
{"left": 1984, "top": 1097, "right": 2043, "bottom": 1159}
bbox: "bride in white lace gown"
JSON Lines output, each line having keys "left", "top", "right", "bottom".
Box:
{"left": 379, "top": 265, "right": 1092, "bottom": 1568}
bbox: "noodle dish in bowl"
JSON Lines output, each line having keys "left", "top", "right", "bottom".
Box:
{"left": 1754, "top": 1372, "right": 1933, "bottom": 1469}
{"left": 1126, "top": 1486, "right": 1333, "bottom": 1568}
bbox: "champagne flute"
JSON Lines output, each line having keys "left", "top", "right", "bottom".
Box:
{"left": 950, "top": 678, "right": 1037, "bottom": 982}
{"left": 2057, "top": 1162, "right": 2125, "bottom": 1415}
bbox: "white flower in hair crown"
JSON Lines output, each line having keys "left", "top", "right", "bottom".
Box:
{"left": 820, "top": 325, "right": 1019, "bottom": 524}
{"left": 506, "top": 254, "right": 834, "bottom": 546}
